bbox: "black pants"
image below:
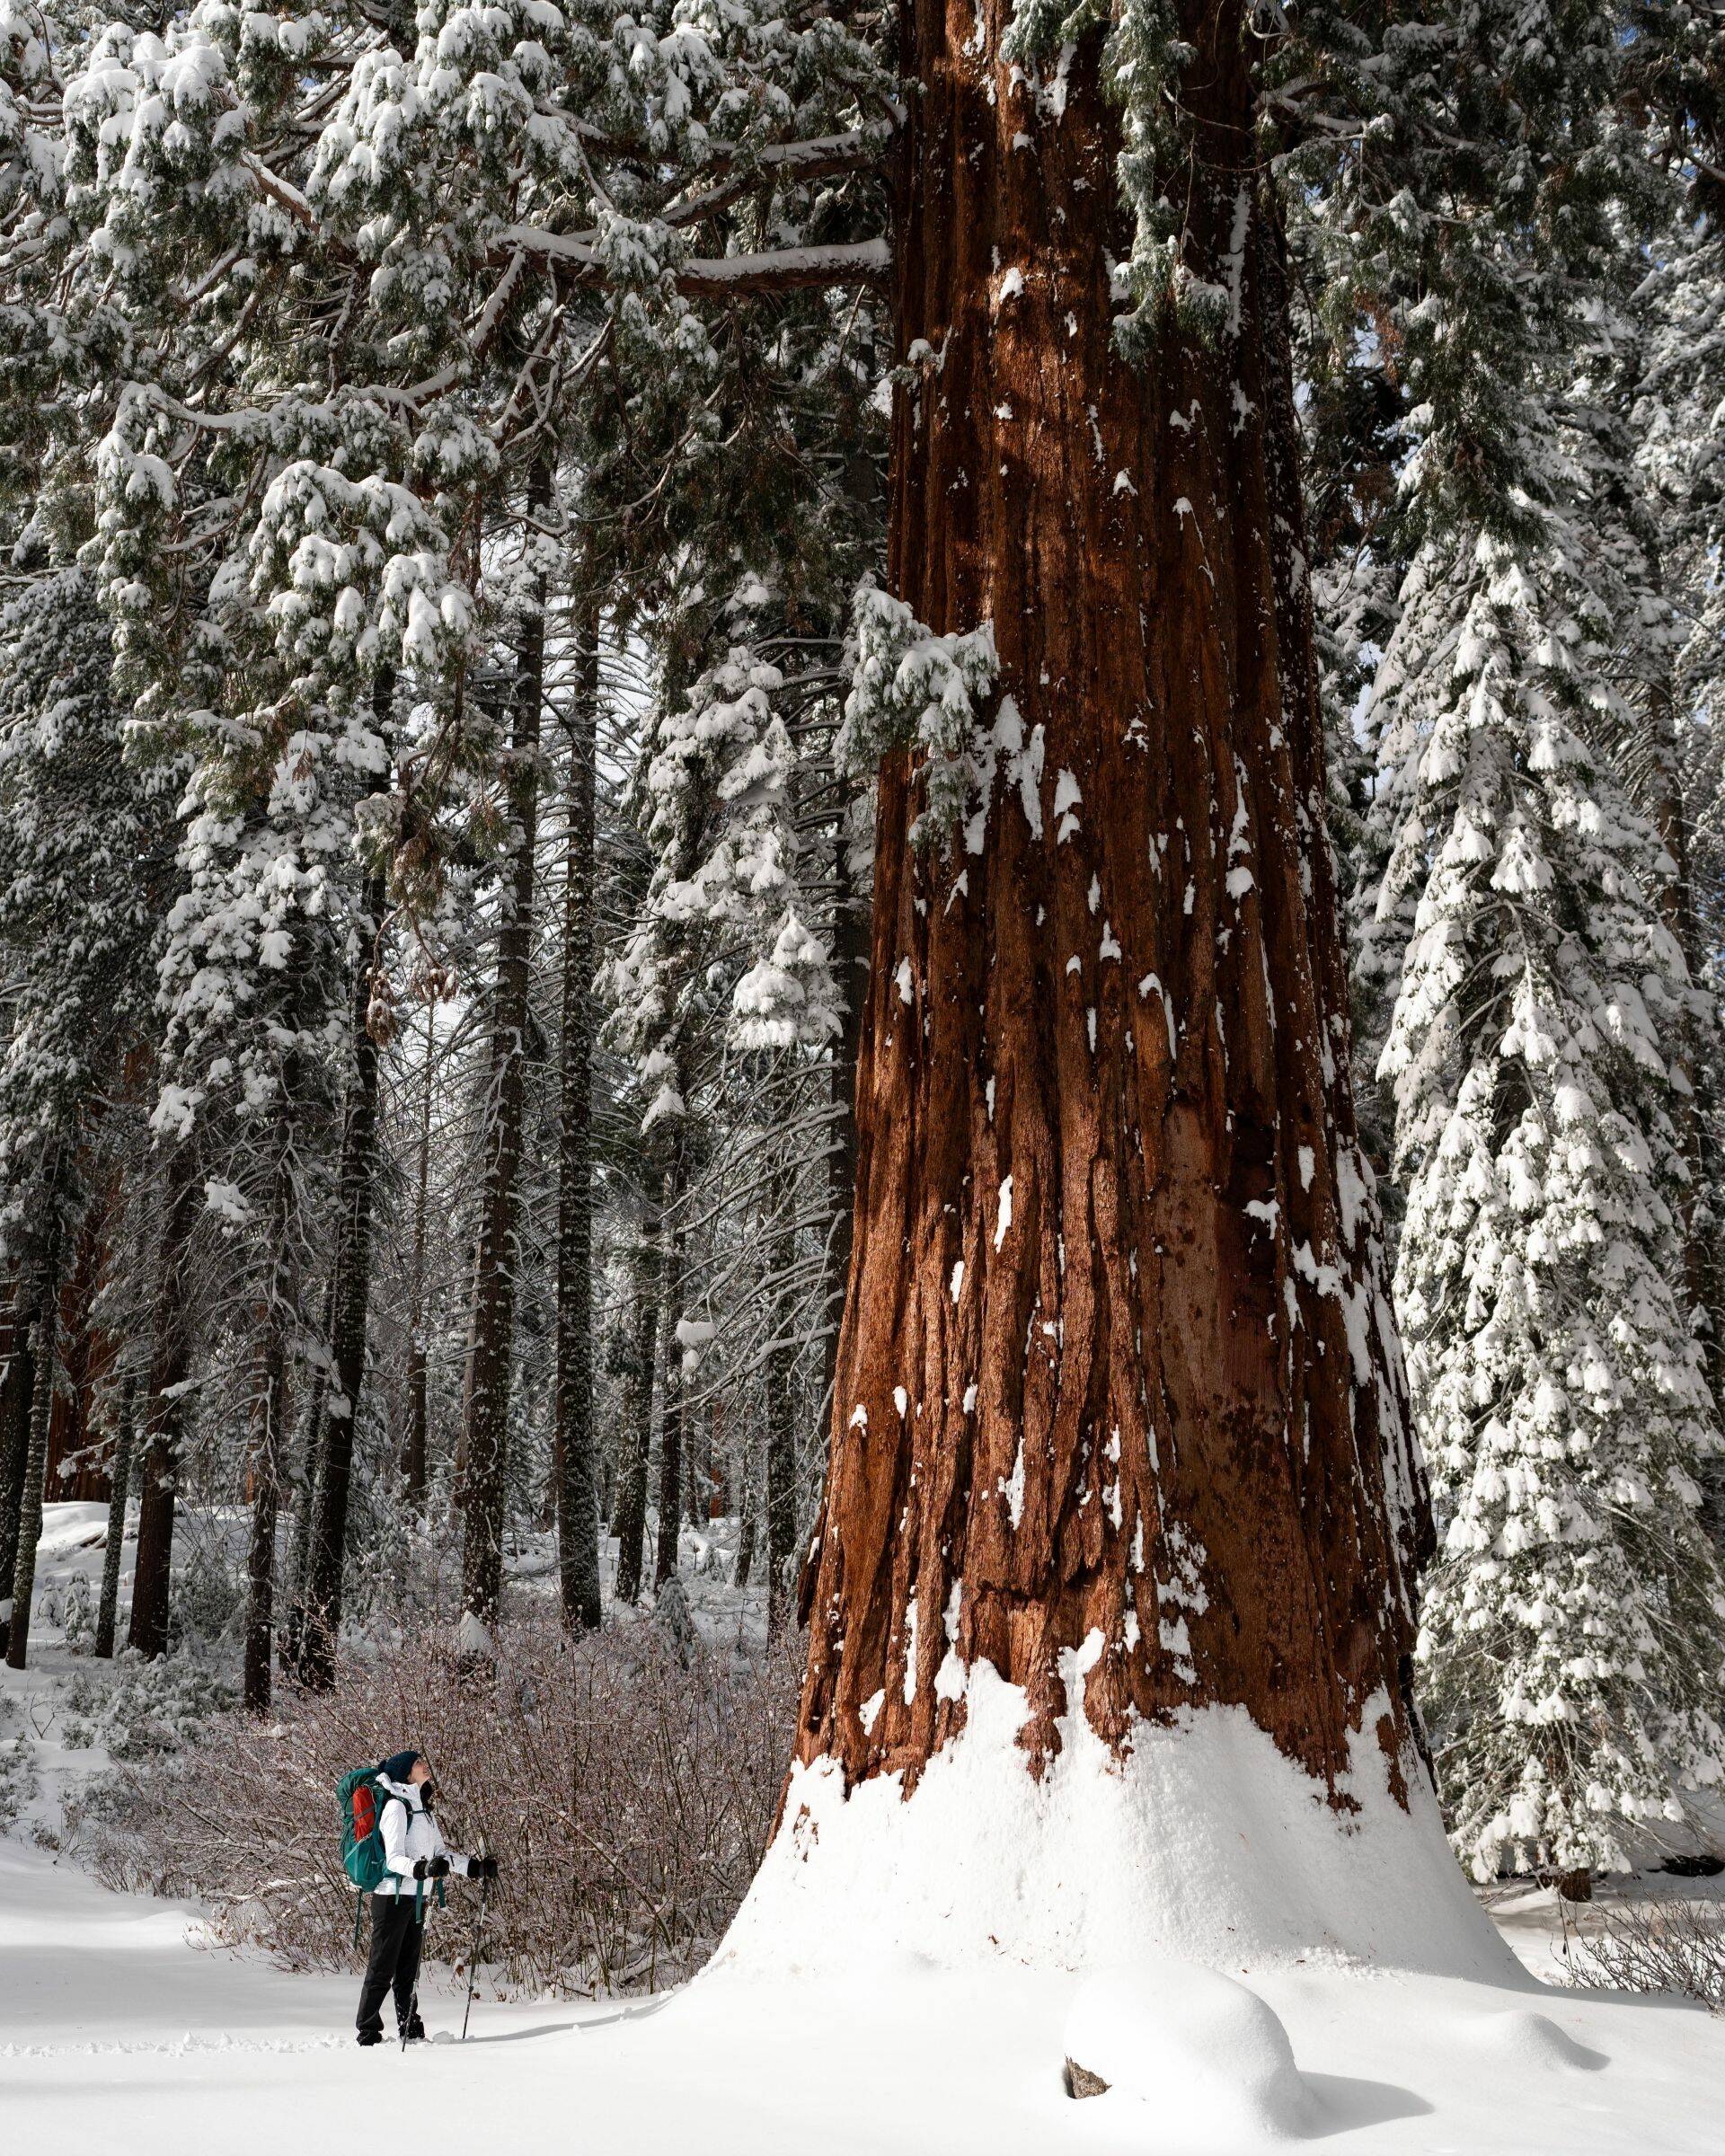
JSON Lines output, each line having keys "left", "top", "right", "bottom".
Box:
{"left": 357, "top": 1894, "right": 426, "bottom": 2037}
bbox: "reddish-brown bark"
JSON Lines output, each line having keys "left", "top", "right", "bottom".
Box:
{"left": 794, "top": 4, "right": 1427, "bottom": 1802}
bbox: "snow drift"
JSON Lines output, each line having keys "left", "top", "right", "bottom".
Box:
{"left": 716, "top": 1637, "right": 1511, "bottom": 1983}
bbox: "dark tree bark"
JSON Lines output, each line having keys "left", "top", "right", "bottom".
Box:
{"left": 242, "top": 1302, "right": 288, "bottom": 1711}
{"left": 282, "top": 1329, "right": 328, "bottom": 1668}
{"left": 611, "top": 1223, "right": 660, "bottom": 1608}
{"left": 402, "top": 997, "right": 435, "bottom": 1506}
{"left": 764, "top": 1172, "right": 800, "bottom": 1637}
{"left": 458, "top": 464, "right": 551, "bottom": 1649}
{"left": 653, "top": 1177, "right": 686, "bottom": 1593}
{"left": 555, "top": 615, "right": 602, "bottom": 1631}
{"left": 94, "top": 1369, "right": 137, "bottom": 1658}
{"left": 736, "top": 1440, "right": 758, "bottom": 1592}
{"left": 297, "top": 861, "right": 388, "bottom": 1687}
{"left": 5, "top": 1243, "right": 59, "bottom": 1669}
{"left": 792, "top": 2, "right": 1427, "bottom": 1809}
{"left": 128, "top": 1154, "right": 199, "bottom": 1660}
{"left": 0, "top": 1283, "right": 36, "bottom": 1658}
{"left": 243, "top": 1074, "right": 307, "bottom": 1716}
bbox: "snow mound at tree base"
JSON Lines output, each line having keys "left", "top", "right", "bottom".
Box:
{"left": 717, "top": 1657, "right": 1511, "bottom": 1983}
{"left": 1061, "top": 1964, "right": 1314, "bottom": 2143}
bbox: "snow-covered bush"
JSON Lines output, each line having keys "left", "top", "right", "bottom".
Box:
{"left": 1570, "top": 1894, "right": 1725, "bottom": 2013}
{"left": 60, "top": 1650, "right": 238, "bottom": 1763}
{"left": 167, "top": 1536, "right": 247, "bottom": 1649}
{"left": 40, "top": 1569, "right": 97, "bottom": 1654}
{"left": 0, "top": 1692, "right": 39, "bottom": 1833}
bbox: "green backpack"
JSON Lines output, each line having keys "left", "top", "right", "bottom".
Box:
{"left": 337, "top": 1764, "right": 393, "bottom": 1895}
{"left": 335, "top": 1763, "right": 442, "bottom": 1946}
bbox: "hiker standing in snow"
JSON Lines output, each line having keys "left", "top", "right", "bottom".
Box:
{"left": 353, "top": 1750, "right": 499, "bottom": 2046}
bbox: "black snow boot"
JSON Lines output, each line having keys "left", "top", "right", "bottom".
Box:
{"left": 357, "top": 2028, "right": 385, "bottom": 2047}
{"left": 400, "top": 2012, "right": 427, "bottom": 2043}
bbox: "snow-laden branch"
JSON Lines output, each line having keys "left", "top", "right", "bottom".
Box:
{"left": 496, "top": 231, "right": 891, "bottom": 299}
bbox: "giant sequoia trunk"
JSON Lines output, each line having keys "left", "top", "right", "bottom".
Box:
{"left": 730, "top": 2, "right": 1495, "bottom": 1978}
{"left": 458, "top": 472, "right": 550, "bottom": 1649}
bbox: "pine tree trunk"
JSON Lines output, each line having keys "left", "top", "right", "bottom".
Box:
{"left": 611, "top": 1224, "right": 660, "bottom": 1607}
{"left": 736, "top": 1435, "right": 758, "bottom": 1591}
{"left": 765, "top": 1178, "right": 800, "bottom": 1637}
{"left": 243, "top": 1127, "right": 301, "bottom": 1712}
{"left": 282, "top": 1342, "right": 327, "bottom": 1668}
{"left": 653, "top": 1177, "right": 686, "bottom": 1593}
{"left": 128, "top": 1156, "right": 199, "bottom": 1660}
{"left": 4, "top": 1247, "right": 59, "bottom": 1670}
{"left": 243, "top": 1316, "right": 288, "bottom": 1711}
{"left": 403, "top": 997, "right": 435, "bottom": 1507}
{"left": 0, "top": 1284, "right": 35, "bottom": 1659}
{"left": 458, "top": 466, "right": 550, "bottom": 1651}
{"left": 94, "top": 1369, "right": 137, "bottom": 1658}
{"left": 746, "top": 4, "right": 1462, "bottom": 1975}
{"left": 555, "top": 615, "right": 602, "bottom": 1631}
{"left": 297, "top": 865, "right": 387, "bottom": 1687}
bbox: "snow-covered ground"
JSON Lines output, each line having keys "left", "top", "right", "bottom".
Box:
{"left": 4, "top": 1506, "right": 1722, "bottom": 2153}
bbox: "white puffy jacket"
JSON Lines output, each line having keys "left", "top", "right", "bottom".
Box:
{"left": 372, "top": 1775, "right": 478, "bottom": 1898}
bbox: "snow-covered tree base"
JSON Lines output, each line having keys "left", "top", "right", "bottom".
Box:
{"left": 716, "top": 1648, "right": 1509, "bottom": 1983}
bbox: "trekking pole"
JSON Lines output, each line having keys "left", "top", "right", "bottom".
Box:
{"left": 402, "top": 1878, "right": 426, "bottom": 2055}
{"left": 461, "top": 1842, "right": 490, "bottom": 2043}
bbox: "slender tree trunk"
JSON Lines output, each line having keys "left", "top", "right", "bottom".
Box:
{"left": 282, "top": 1353, "right": 327, "bottom": 1668}
{"left": 0, "top": 1284, "right": 36, "bottom": 1658}
{"left": 243, "top": 1127, "right": 300, "bottom": 1712}
{"left": 403, "top": 998, "right": 435, "bottom": 1507}
{"left": 128, "top": 1155, "right": 199, "bottom": 1660}
{"left": 5, "top": 1244, "right": 60, "bottom": 1669}
{"left": 555, "top": 613, "right": 602, "bottom": 1631}
{"left": 653, "top": 1177, "right": 686, "bottom": 1593}
{"left": 458, "top": 464, "right": 550, "bottom": 1651}
{"left": 243, "top": 1321, "right": 288, "bottom": 1710}
{"left": 736, "top": 1427, "right": 758, "bottom": 1592}
{"left": 94, "top": 1369, "right": 137, "bottom": 1658}
{"left": 297, "top": 862, "right": 388, "bottom": 1687}
{"left": 611, "top": 1221, "right": 660, "bottom": 1607}
{"left": 760, "top": 4, "right": 1447, "bottom": 1970}
{"left": 765, "top": 1173, "right": 800, "bottom": 1637}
